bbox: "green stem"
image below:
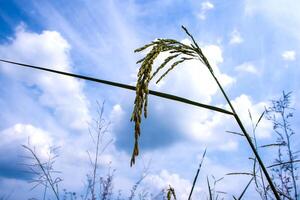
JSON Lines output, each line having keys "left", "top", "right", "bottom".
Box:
{"left": 209, "top": 71, "right": 280, "bottom": 200}
{"left": 182, "top": 26, "right": 279, "bottom": 198}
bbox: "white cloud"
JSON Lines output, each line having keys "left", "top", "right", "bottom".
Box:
{"left": 182, "top": 94, "right": 272, "bottom": 148}
{"left": 198, "top": 1, "right": 214, "bottom": 20}
{"left": 282, "top": 50, "right": 296, "bottom": 61}
{"left": 0, "top": 123, "right": 54, "bottom": 160}
{"left": 141, "top": 145, "right": 259, "bottom": 198}
{"left": 145, "top": 169, "right": 202, "bottom": 199}
{"left": 0, "top": 25, "right": 91, "bottom": 131}
{"left": 230, "top": 94, "right": 272, "bottom": 139}
{"left": 229, "top": 29, "right": 244, "bottom": 45}
{"left": 110, "top": 104, "right": 124, "bottom": 122}
{"left": 235, "top": 62, "right": 258, "bottom": 74}
{"left": 218, "top": 140, "right": 238, "bottom": 151}
{"left": 202, "top": 1, "right": 214, "bottom": 10}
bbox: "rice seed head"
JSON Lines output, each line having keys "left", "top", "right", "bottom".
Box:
{"left": 130, "top": 26, "right": 213, "bottom": 166}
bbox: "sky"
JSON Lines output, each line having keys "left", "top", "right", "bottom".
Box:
{"left": 0, "top": 0, "right": 300, "bottom": 199}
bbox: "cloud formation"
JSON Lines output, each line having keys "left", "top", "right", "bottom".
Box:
{"left": 282, "top": 50, "right": 296, "bottom": 61}
{"left": 235, "top": 62, "right": 258, "bottom": 74}
{"left": 0, "top": 123, "right": 54, "bottom": 179}
{"left": 198, "top": 1, "right": 214, "bottom": 20}
{"left": 229, "top": 29, "right": 244, "bottom": 45}
{"left": 0, "top": 25, "right": 91, "bottom": 131}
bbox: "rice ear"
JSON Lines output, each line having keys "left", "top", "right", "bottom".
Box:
{"left": 131, "top": 29, "right": 204, "bottom": 166}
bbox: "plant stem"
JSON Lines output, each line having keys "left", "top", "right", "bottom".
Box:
{"left": 281, "top": 107, "right": 298, "bottom": 200}
{"left": 181, "top": 27, "right": 279, "bottom": 198}
{"left": 23, "top": 145, "right": 60, "bottom": 200}
{"left": 254, "top": 130, "right": 268, "bottom": 199}
{"left": 208, "top": 70, "right": 280, "bottom": 200}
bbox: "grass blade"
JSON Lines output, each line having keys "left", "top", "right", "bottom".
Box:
{"left": 207, "top": 177, "right": 212, "bottom": 200}
{"left": 188, "top": 148, "right": 207, "bottom": 200}
{"left": 236, "top": 177, "right": 254, "bottom": 200}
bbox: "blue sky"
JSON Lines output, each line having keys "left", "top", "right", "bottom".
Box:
{"left": 0, "top": 0, "right": 300, "bottom": 199}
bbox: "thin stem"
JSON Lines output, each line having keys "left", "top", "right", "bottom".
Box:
{"left": 208, "top": 68, "right": 280, "bottom": 200}
{"left": 251, "top": 111, "right": 268, "bottom": 200}
{"left": 237, "top": 177, "right": 254, "bottom": 200}
{"left": 23, "top": 145, "right": 60, "bottom": 200}
{"left": 268, "top": 159, "right": 300, "bottom": 168}
{"left": 91, "top": 124, "right": 100, "bottom": 200}
{"left": 281, "top": 107, "right": 298, "bottom": 200}
{"left": 182, "top": 37, "right": 280, "bottom": 199}
{"left": 43, "top": 181, "right": 47, "bottom": 200}
{"left": 207, "top": 177, "right": 213, "bottom": 200}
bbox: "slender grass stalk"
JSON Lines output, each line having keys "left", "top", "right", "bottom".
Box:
{"left": 90, "top": 103, "right": 105, "bottom": 200}
{"left": 22, "top": 145, "right": 60, "bottom": 200}
{"left": 128, "top": 165, "right": 149, "bottom": 200}
{"left": 234, "top": 177, "right": 254, "bottom": 200}
{"left": 267, "top": 160, "right": 300, "bottom": 168}
{"left": 188, "top": 148, "right": 207, "bottom": 200}
{"left": 252, "top": 111, "right": 270, "bottom": 199}
{"left": 205, "top": 58, "right": 280, "bottom": 200}
{"left": 207, "top": 177, "right": 212, "bottom": 200}
{"left": 85, "top": 102, "right": 112, "bottom": 200}
{"left": 130, "top": 26, "right": 280, "bottom": 199}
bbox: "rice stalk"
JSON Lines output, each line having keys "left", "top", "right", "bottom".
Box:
{"left": 131, "top": 26, "right": 281, "bottom": 199}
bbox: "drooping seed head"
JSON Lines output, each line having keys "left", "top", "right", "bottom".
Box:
{"left": 130, "top": 26, "right": 213, "bottom": 166}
